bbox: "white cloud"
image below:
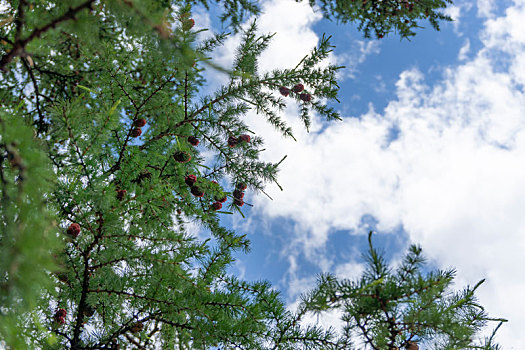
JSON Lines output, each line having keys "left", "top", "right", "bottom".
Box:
{"left": 372, "top": 74, "right": 387, "bottom": 93}
{"left": 335, "top": 40, "right": 381, "bottom": 79}
{"left": 477, "top": 0, "right": 498, "bottom": 18}
{"left": 256, "top": 0, "right": 322, "bottom": 70}
{"left": 444, "top": 4, "right": 462, "bottom": 21}
{"left": 238, "top": 0, "right": 525, "bottom": 347}
{"left": 284, "top": 255, "right": 319, "bottom": 301}
{"left": 458, "top": 38, "right": 471, "bottom": 60}
{"left": 192, "top": 6, "right": 214, "bottom": 41}
{"left": 443, "top": 4, "right": 463, "bottom": 34}
{"left": 334, "top": 261, "right": 365, "bottom": 280}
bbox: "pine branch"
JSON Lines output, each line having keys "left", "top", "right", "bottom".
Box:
{"left": 21, "top": 57, "right": 45, "bottom": 133}
{"left": 71, "top": 212, "right": 104, "bottom": 349}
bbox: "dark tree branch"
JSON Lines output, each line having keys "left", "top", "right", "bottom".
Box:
{"left": 0, "top": 0, "right": 95, "bottom": 72}
{"left": 21, "top": 57, "right": 46, "bottom": 134}
{"left": 14, "top": 0, "right": 28, "bottom": 42}
{"left": 356, "top": 316, "right": 380, "bottom": 350}
{"left": 71, "top": 212, "right": 104, "bottom": 349}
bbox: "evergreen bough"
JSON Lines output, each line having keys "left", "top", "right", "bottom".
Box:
{"left": 303, "top": 232, "right": 506, "bottom": 349}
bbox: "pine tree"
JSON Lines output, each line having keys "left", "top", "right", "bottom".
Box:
{"left": 0, "top": 0, "right": 502, "bottom": 349}
{"left": 302, "top": 232, "right": 506, "bottom": 350}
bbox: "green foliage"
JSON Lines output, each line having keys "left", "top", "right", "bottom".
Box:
{"left": 183, "top": 0, "right": 455, "bottom": 38}
{"left": 303, "top": 232, "right": 506, "bottom": 349}
{"left": 310, "top": 0, "right": 454, "bottom": 39}
{"left": 0, "top": 107, "right": 59, "bottom": 347}
{"left": 1, "top": 1, "right": 341, "bottom": 348}
{"left": 0, "top": 0, "right": 503, "bottom": 349}
{"left": 189, "top": 0, "right": 455, "bottom": 38}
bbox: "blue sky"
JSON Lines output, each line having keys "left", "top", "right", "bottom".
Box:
{"left": 196, "top": 0, "right": 525, "bottom": 347}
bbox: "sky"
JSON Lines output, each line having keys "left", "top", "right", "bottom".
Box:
{"left": 197, "top": 0, "right": 525, "bottom": 348}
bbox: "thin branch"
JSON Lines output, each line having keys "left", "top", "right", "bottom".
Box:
{"left": 107, "top": 75, "right": 175, "bottom": 174}
{"left": 21, "top": 57, "right": 45, "bottom": 134}
{"left": 356, "top": 316, "right": 380, "bottom": 350}
{"left": 71, "top": 212, "right": 104, "bottom": 349}
{"left": 87, "top": 289, "right": 186, "bottom": 307}
{"left": 62, "top": 106, "right": 91, "bottom": 185}
{"left": 113, "top": 74, "right": 138, "bottom": 109}
{"left": 184, "top": 72, "right": 188, "bottom": 120}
